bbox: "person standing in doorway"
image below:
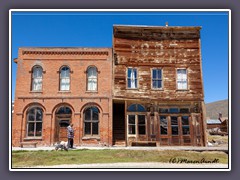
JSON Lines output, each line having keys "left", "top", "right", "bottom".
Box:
{"left": 67, "top": 123, "right": 74, "bottom": 149}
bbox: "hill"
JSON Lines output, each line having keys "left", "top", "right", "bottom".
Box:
{"left": 205, "top": 99, "right": 228, "bottom": 119}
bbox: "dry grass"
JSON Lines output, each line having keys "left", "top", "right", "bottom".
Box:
{"left": 12, "top": 149, "right": 228, "bottom": 168}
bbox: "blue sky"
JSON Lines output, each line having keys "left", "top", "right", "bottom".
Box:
{"left": 11, "top": 11, "right": 229, "bottom": 103}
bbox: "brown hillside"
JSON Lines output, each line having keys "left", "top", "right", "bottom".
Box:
{"left": 205, "top": 99, "right": 228, "bottom": 119}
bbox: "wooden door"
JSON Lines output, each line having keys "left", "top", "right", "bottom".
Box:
{"left": 55, "top": 118, "right": 70, "bottom": 142}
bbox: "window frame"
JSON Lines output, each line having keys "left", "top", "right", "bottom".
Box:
{"left": 59, "top": 66, "right": 71, "bottom": 91}
{"left": 26, "top": 107, "right": 43, "bottom": 138}
{"left": 160, "top": 116, "right": 168, "bottom": 135}
{"left": 126, "top": 67, "right": 138, "bottom": 89}
{"left": 31, "top": 66, "right": 43, "bottom": 92}
{"left": 83, "top": 106, "right": 100, "bottom": 136}
{"left": 127, "top": 104, "right": 146, "bottom": 136}
{"left": 181, "top": 116, "right": 190, "bottom": 136}
{"left": 151, "top": 68, "right": 163, "bottom": 90}
{"left": 86, "top": 66, "right": 98, "bottom": 92}
{"left": 176, "top": 68, "right": 188, "bottom": 90}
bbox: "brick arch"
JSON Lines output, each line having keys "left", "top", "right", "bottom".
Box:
{"left": 80, "top": 102, "right": 103, "bottom": 114}
{"left": 59, "top": 65, "right": 72, "bottom": 72}
{"left": 22, "top": 102, "right": 46, "bottom": 116}
{"left": 52, "top": 102, "right": 75, "bottom": 115}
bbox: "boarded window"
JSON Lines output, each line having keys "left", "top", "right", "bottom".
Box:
{"left": 177, "top": 69, "right": 187, "bottom": 90}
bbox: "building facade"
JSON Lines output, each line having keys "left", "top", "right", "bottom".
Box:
{"left": 112, "top": 25, "right": 206, "bottom": 146}
{"left": 12, "top": 25, "right": 206, "bottom": 147}
{"left": 12, "top": 48, "right": 113, "bottom": 147}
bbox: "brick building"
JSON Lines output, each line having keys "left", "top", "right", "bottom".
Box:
{"left": 12, "top": 25, "right": 207, "bottom": 147}
{"left": 12, "top": 48, "right": 113, "bottom": 147}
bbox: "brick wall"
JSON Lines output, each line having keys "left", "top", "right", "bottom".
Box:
{"left": 12, "top": 48, "right": 113, "bottom": 147}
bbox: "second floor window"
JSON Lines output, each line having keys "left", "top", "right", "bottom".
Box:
{"left": 87, "top": 67, "right": 97, "bottom": 91}
{"left": 152, "top": 69, "right": 162, "bottom": 89}
{"left": 32, "top": 66, "right": 43, "bottom": 91}
{"left": 177, "top": 69, "right": 187, "bottom": 90}
{"left": 127, "top": 68, "right": 137, "bottom": 89}
{"left": 60, "top": 66, "right": 70, "bottom": 91}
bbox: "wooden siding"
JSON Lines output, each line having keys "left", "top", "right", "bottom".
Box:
{"left": 113, "top": 26, "right": 204, "bottom": 101}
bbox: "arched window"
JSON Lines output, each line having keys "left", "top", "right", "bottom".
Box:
{"left": 87, "top": 67, "right": 97, "bottom": 91}
{"left": 84, "top": 106, "right": 99, "bottom": 136}
{"left": 26, "top": 107, "right": 43, "bottom": 137}
{"left": 32, "top": 66, "right": 43, "bottom": 91}
{"left": 56, "top": 106, "right": 72, "bottom": 115}
{"left": 60, "top": 66, "right": 70, "bottom": 91}
{"left": 127, "top": 104, "right": 146, "bottom": 112}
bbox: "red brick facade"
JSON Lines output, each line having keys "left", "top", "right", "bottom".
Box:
{"left": 12, "top": 48, "right": 113, "bottom": 147}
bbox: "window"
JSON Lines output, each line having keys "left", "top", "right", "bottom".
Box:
{"left": 182, "top": 116, "right": 190, "bottom": 135}
{"left": 127, "top": 104, "right": 146, "bottom": 112}
{"left": 171, "top": 116, "right": 178, "bottom": 135}
{"left": 128, "top": 115, "right": 136, "bottom": 134}
{"left": 152, "top": 69, "right": 162, "bottom": 89}
{"left": 177, "top": 69, "right": 187, "bottom": 90}
{"left": 180, "top": 108, "right": 189, "bottom": 113}
{"left": 127, "top": 104, "right": 146, "bottom": 135}
{"left": 84, "top": 107, "right": 99, "bottom": 136}
{"left": 169, "top": 108, "right": 179, "bottom": 113}
{"left": 87, "top": 67, "right": 97, "bottom": 91}
{"left": 160, "top": 116, "right": 168, "bottom": 135}
{"left": 159, "top": 108, "right": 169, "bottom": 113}
{"left": 26, "top": 107, "right": 43, "bottom": 137}
{"left": 60, "top": 66, "right": 70, "bottom": 91}
{"left": 138, "top": 115, "right": 146, "bottom": 135}
{"left": 127, "top": 68, "right": 137, "bottom": 89}
{"left": 32, "top": 66, "right": 43, "bottom": 91}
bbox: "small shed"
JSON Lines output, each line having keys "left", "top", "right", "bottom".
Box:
{"left": 207, "top": 119, "right": 222, "bottom": 129}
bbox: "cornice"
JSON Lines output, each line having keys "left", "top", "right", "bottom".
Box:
{"left": 22, "top": 50, "right": 109, "bottom": 56}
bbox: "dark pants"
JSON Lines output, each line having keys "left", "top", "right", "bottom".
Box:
{"left": 68, "top": 138, "right": 73, "bottom": 148}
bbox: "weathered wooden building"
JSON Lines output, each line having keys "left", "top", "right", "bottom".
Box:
{"left": 112, "top": 25, "right": 207, "bottom": 146}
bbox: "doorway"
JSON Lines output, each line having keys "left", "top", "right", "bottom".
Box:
{"left": 55, "top": 106, "right": 72, "bottom": 142}
{"left": 113, "top": 102, "right": 125, "bottom": 146}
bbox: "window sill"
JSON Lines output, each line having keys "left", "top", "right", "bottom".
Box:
{"left": 24, "top": 137, "right": 42, "bottom": 140}
{"left": 126, "top": 88, "right": 139, "bottom": 90}
{"left": 58, "top": 91, "right": 71, "bottom": 93}
{"left": 29, "top": 91, "right": 43, "bottom": 93}
{"left": 151, "top": 88, "right": 164, "bottom": 91}
{"left": 85, "top": 91, "right": 98, "bottom": 93}
{"left": 82, "top": 136, "right": 100, "bottom": 140}
{"left": 176, "top": 89, "right": 189, "bottom": 91}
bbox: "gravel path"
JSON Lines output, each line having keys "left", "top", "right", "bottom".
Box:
{"left": 21, "top": 162, "right": 228, "bottom": 169}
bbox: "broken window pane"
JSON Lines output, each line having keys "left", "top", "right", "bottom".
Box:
{"left": 160, "top": 116, "right": 168, "bottom": 135}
